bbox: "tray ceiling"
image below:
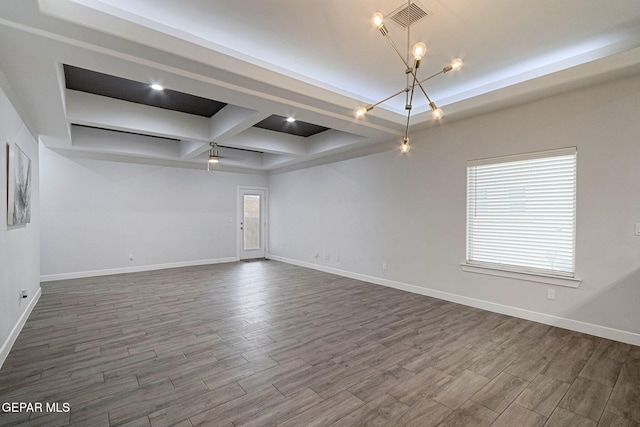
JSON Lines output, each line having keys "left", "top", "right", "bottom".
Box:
{"left": 0, "top": 1, "right": 639, "bottom": 172}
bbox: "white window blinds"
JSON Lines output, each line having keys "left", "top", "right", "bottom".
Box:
{"left": 466, "top": 147, "right": 577, "bottom": 277}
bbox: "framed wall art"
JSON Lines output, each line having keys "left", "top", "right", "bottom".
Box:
{"left": 6, "top": 140, "right": 32, "bottom": 227}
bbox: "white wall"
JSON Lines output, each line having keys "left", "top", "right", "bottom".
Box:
{"left": 0, "top": 86, "right": 40, "bottom": 366}
{"left": 268, "top": 73, "right": 640, "bottom": 344}
{"left": 40, "top": 148, "right": 267, "bottom": 280}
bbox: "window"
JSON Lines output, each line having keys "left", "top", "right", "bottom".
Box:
{"left": 466, "top": 147, "right": 577, "bottom": 277}
{"left": 243, "top": 194, "right": 261, "bottom": 250}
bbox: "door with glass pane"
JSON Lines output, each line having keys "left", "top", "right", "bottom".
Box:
{"left": 238, "top": 188, "right": 266, "bottom": 260}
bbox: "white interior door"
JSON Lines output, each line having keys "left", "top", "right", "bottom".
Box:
{"left": 238, "top": 187, "right": 267, "bottom": 260}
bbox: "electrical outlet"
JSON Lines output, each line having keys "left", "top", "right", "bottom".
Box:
{"left": 382, "top": 263, "right": 387, "bottom": 271}
{"left": 336, "top": 256, "right": 340, "bottom": 262}
{"left": 20, "top": 290, "right": 28, "bottom": 299}
{"left": 635, "top": 223, "right": 640, "bottom": 236}
{"left": 129, "top": 254, "right": 134, "bottom": 261}
{"left": 547, "top": 289, "right": 556, "bottom": 300}
{"left": 325, "top": 254, "right": 330, "bottom": 260}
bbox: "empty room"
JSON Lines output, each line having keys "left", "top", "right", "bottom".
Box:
{"left": 1, "top": 1, "right": 640, "bottom": 426}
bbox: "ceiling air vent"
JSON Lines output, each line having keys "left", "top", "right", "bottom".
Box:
{"left": 388, "top": 1, "right": 431, "bottom": 28}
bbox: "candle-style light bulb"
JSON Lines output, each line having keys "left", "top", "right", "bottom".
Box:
{"left": 353, "top": 106, "right": 370, "bottom": 119}
{"left": 450, "top": 58, "right": 463, "bottom": 71}
{"left": 371, "top": 12, "right": 384, "bottom": 28}
{"left": 401, "top": 137, "right": 411, "bottom": 153}
{"left": 412, "top": 42, "right": 427, "bottom": 61}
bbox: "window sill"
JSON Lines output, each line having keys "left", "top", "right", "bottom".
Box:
{"left": 460, "top": 263, "right": 581, "bottom": 288}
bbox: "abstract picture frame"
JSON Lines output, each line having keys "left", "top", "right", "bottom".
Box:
{"left": 6, "top": 140, "right": 32, "bottom": 227}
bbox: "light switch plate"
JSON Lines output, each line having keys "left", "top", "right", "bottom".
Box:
{"left": 547, "top": 289, "right": 556, "bottom": 300}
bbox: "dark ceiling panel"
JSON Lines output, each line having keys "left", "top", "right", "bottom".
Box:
{"left": 63, "top": 64, "right": 227, "bottom": 117}
{"left": 253, "top": 115, "right": 329, "bottom": 137}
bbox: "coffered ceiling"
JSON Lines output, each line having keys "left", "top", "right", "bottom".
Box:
{"left": 1, "top": 1, "right": 640, "bottom": 173}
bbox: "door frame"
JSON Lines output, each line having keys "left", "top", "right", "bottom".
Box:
{"left": 237, "top": 186, "right": 268, "bottom": 260}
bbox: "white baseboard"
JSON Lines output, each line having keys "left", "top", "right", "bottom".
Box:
{"left": 267, "top": 255, "right": 640, "bottom": 346}
{"left": 40, "top": 257, "right": 239, "bottom": 282}
{"left": 0, "top": 287, "right": 42, "bottom": 369}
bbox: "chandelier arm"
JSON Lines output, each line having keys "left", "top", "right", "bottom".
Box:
{"left": 405, "top": 77, "right": 409, "bottom": 107}
{"left": 382, "top": 33, "right": 413, "bottom": 71}
{"left": 403, "top": 60, "right": 420, "bottom": 140}
{"left": 418, "top": 69, "right": 446, "bottom": 85}
{"left": 363, "top": 62, "right": 439, "bottom": 116}
{"left": 415, "top": 80, "right": 434, "bottom": 105}
{"left": 404, "top": 109, "right": 412, "bottom": 141}
{"left": 369, "top": 86, "right": 411, "bottom": 109}
{"left": 407, "top": 60, "right": 419, "bottom": 110}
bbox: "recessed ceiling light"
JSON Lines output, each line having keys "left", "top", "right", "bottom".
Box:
{"left": 150, "top": 83, "right": 164, "bottom": 91}
{"left": 286, "top": 117, "right": 296, "bottom": 123}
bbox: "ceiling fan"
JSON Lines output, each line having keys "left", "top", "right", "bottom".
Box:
{"left": 206, "top": 142, "right": 262, "bottom": 170}
{"left": 207, "top": 142, "right": 221, "bottom": 170}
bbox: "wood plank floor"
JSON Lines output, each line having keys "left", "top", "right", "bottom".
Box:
{"left": 1, "top": 260, "right": 639, "bottom": 426}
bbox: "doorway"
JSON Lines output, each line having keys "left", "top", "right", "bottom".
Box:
{"left": 238, "top": 187, "right": 267, "bottom": 260}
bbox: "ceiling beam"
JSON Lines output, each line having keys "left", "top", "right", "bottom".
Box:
{"left": 221, "top": 127, "right": 307, "bottom": 156}
{"left": 180, "top": 105, "right": 271, "bottom": 160}
{"left": 65, "top": 90, "right": 211, "bottom": 141}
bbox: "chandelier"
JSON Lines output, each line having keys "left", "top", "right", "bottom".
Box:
{"left": 353, "top": 1, "right": 463, "bottom": 153}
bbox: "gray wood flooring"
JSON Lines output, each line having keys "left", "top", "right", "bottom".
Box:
{"left": 1, "top": 260, "right": 639, "bottom": 426}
